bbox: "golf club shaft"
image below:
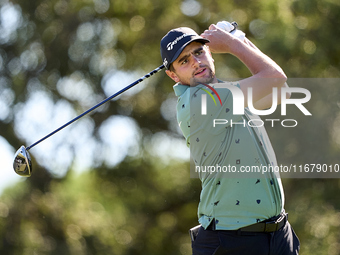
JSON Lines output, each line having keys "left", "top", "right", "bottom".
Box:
{"left": 26, "top": 64, "right": 165, "bottom": 151}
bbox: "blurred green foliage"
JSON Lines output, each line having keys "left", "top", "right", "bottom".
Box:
{"left": 0, "top": 0, "right": 340, "bottom": 254}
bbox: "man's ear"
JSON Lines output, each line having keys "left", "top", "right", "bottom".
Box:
{"left": 165, "top": 70, "right": 180, "bottom": 83}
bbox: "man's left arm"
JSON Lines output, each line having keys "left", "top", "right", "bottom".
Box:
{"left": 242, "top": 37, "right": 291, "bottom": 109}
{"left": 202, "top": 26, "right": 289, "bottom": 110}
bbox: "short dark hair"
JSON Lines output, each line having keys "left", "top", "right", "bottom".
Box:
{"left": 169, "top": 64, "right": 175, "bottom": 72}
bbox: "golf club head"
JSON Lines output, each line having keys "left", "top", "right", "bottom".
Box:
{"left": 13, "top": 145, "right": 32, "bottom": 177}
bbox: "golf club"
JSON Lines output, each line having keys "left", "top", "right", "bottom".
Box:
{"left": 13, "top": 64, "right": 165, "bottom": 177}
{"left": 13, "top": 21, "right": 239, "bottom": 177}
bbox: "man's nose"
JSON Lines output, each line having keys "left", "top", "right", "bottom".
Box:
{"left": 191, "top": 55, "right": 201, "bottom": 66}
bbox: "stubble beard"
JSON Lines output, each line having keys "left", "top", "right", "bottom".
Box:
{"left": 189, "top": 67, "right": 215, "bottom": 87}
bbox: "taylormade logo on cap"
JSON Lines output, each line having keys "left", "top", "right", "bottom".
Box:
{"left": 166, "top": 34, "right": 189, "bottom": 51}
{"left": 160, "top": 27, "right": 209, "bottom": 69}
{"left": 163, "top": 58, "right": 168, "bottom": 67}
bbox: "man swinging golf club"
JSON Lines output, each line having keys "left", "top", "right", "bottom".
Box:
{"left": 160, "top": 22, "right": 300, "bottom": 254}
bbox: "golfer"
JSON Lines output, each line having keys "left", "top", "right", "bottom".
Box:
{"left": 160, "top": 23, "right": 300, "bottom": 254}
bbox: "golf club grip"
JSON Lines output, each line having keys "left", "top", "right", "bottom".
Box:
{"left": 26, "top": 64, "right": 165, "bottom": 151}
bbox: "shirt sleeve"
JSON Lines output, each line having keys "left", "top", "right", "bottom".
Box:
{"left": 190, "top": 82, "right": 244, "bottom": 136}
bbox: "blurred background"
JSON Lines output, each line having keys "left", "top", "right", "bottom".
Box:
{"left": 0, "top": 0, "right": 339, "bottom": 254}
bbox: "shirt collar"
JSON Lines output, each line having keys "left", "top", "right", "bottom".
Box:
{"left": 173, "top": 80, "right": 225, "bottom": 97}
{"left": 173, "top": 83, "right": 189, "bottom": 97}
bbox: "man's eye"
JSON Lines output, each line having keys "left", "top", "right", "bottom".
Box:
{"left": 181, "top": 59, "right": 188, "bottom": 65}
{"left": 195, "top": 50, "right": 203, "bottom": 56}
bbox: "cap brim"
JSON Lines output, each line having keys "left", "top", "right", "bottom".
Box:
{"left": 169, "top": 37, "right": 210, "bottom": 68}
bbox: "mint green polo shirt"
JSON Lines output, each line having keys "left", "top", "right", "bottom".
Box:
{"left": 174, "top": 81, "right": 284, "bottom": 230}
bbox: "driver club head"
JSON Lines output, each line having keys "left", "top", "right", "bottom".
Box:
{"left": 13, "top": 145, "right": 32, "bottom": 177}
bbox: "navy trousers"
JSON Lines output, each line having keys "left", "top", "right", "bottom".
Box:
{"left": 192, "top": 221, "right": 300, "bottom": 255}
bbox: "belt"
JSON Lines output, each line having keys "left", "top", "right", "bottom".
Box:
{"left": 207, "top": 212, "right": 288, "bottom": 233}
{"left": 239, "top": 213, "right": 288, "bottom": 232}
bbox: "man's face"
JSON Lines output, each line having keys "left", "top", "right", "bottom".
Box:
{"left": 166, "top": 42, "right": 217, "bottom": 86}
